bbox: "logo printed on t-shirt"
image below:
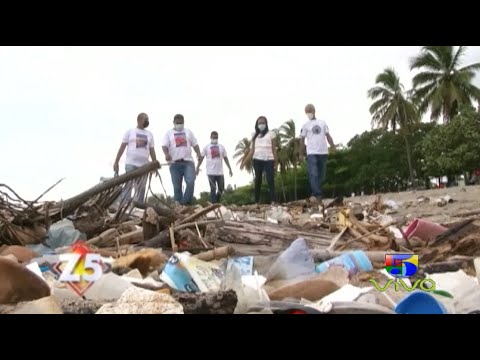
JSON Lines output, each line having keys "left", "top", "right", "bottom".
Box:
{"left": 136, "top": 133, "right": 148, "bottom": 148}
{"left": 312, "top": 125, "right": 322, "bottom": 135}
{"left": 174, "top": 132, "right": 187, "bottom": 147}
{"left": 210, "top": 145, "right": 220, "bottom": 158}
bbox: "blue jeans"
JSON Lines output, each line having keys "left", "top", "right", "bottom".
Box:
{"left": 208, "top": 175, "right": 225, "bottom": 203}
{"left": 120, "top": 164, "right": 147, "bottom": 204}
{"left": 169, "top": 161, "right": 196, "bottom": 205}
{"left": 307, "top": 154, "right": 328, "bottom": 197}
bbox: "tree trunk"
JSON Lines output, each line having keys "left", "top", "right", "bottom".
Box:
{"left": 403, "top": 134, "right": 415, "bottom": 190}
{"left": 294, "top": 165, "right": 298, "bottom": 201}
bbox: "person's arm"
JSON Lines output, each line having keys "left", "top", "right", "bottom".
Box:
{"left": 325, "top": 124, "right": 336, "bottom": 152}
{"left": 299, "top": 124, "right": 307, "bottom": 160}
{"left": 149, "top": 148, "right": 158, "bottom": 163}
{"left": 161, "top": 132, "right": 172, "bottom": 162}
{"left": 189, "top": 130, "right": 202, "bottom": 160}
{"left": 196, "top": 156, "right": 205, "bottom": 175}
{"left": 271, "top": 136, "right": 278, "bottom": 171}
{"left": 149, "top": 135, "right": 158, "bottom": 163}
{"left": 224, "top": 157, "right": 233, "bottom": 177}
{"left": 326, "top": 133, "right": 335, "bottom": 149}
{"left": 196, "top": 146, "right": 206, "bottom": 174}
{"left": 114, "top": 143, "right": 127, "bottom": 173}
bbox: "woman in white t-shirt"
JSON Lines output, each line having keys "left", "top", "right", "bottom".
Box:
{"left": 243, "top": 116, "right": 278, "bottom": 204}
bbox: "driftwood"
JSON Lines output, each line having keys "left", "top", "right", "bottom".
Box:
{"left": 143, "top": 220, "right": 222, "bottom": 249}
{"left": 194, "top": 246, "right": 235, "bottom": 261}
{"left": 205, "top": 220, "right": 334, "bottom": 256}
{"left": 421, "top": 258, "right": 474, "bottom": 274}
{"left": 87, "top": 228, "right": 143, "bottom": 248}
{"left": 310, "top": 250, "right": 410, "bottom": 263}
{"left": 176, "top": 204, "right": 222, "bottom": 225}
{"left": 35, "top": 161, "right": 161, "bottom": 223}
{"left": 171, "top": 290, "right": 237, "bottom": 314}
{"left": 430, "top": 218, "right": 476, "bottom": 246}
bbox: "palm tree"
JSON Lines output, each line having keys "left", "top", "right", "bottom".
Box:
{"left": 234, "top": 138, "right": 253, "bottom": 174}
{"left": 279, "top": 120, "right": 299, "bottom": 201}
{"left": 410, "top": 46, "right": 480, "bottom": 123}
{"left": 367, "top": 67, "right": 420, "bottom": 188}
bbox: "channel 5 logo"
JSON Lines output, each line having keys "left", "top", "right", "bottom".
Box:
{"left": 385, "top": 254, "right": 418, "bottom": 277}
{"left": 51, "top": 240, "right": 110, "bottom": 297}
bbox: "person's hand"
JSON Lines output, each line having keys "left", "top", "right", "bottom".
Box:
{"left": 229, "top": 170, "right": 233, "bottom": 177}
{"left": 196, "top": 167, "right": 200, "bottom": 176}
{"left": 298, "top": 154, "right": 305, "bottom": 163}
{"left": 165, "top": 154, "right": 172, "bottom": 162}
{"left": 330, "top": 145, "right": 337, "bottom": 154}
{"left": 113, "top": 162, "right": 119, "bottom": 173}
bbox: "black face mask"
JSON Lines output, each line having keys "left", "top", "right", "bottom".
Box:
{"left": 143, "top": 120, "right": 149, "bottom": 128}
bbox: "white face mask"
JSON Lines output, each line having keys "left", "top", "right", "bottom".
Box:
{"left": 211, "top": 139, "right": 218, "bottom": 144}
{"left": 258, "top": 124, "right": 266, "bottom": 131}
{"left": 175, "top": 124, "right": 184, "bottom": 131}
{"left": 307, "top": 113, "right": 315, "bottom": 120}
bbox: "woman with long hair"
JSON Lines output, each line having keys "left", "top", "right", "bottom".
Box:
{"left": 242, "top": 116, "right": 278, "bottom": 204}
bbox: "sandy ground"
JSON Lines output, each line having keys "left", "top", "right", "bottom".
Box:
{"left": 322, "top": 185, "right": 480, "bottom": 224}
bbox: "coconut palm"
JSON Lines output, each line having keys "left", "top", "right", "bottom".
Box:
{"left": 234, "top": 138, "right": 253, "bottom": 174}
{"left": 279, "top": 120, "right": 299, "bottom": 201}
{"left": 368, "top": 67, "right": 420, "bottom": 187}
{"left": 410, "top": 46, "right": 480, "bottom": 123}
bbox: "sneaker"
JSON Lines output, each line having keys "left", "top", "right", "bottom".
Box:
{"left": 309, "top": 196, "right": 317, "bottom": 203}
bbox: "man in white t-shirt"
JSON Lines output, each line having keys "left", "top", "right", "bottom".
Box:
{"left": 196, "top": 131, "right": 233, "bottom": 204}
{"left": 299, "top": 104, "right": 336, "bottom": 202}
{"left": 161, "top": 114, "right": 202, "bottom": 205}
{"left": 113, "top": 112, "right": 157, "bottom": 204}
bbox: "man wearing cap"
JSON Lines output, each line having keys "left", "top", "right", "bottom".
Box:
{"left": 113, "top": 112, "right": 157, "bottom": 204}
{"left": 299, "top": 104, "right": 336, "bottom": 202}
{"left": 161, "top": 114, "right": 202, "bottom": 206}
{"left": 196, "top": 131, "right": 233, "bottom": 204}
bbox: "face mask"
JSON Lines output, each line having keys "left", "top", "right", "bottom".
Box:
{"left": 258, "top": 124, "right": 266, "bottom": 131}
{"left": 143, "top": 120, "right": 149, "bottom": 128}
{"left": 211, "top": 139, "right": 218, "bottom": 144}
{"left": 175, "top": 124, "right": 184, "bottom": 131}
{"left": 307, "top": 113, "right": 315, "bottom": 120}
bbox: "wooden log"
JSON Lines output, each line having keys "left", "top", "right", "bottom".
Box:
{"left": 133, "top": 201, "right": 176, "bottom": 219}
{"left": 194, "top": 246, "right": 235, "bottom": 261}
{"left": 171, "top": 290, "right": 237, "bottom": 314}
{"left": 176, "top": 204, "right": 222, "bottom": 225}
{"left": 119, "top": 228, "right": 144, "bottom": 245}
{"left": 36, "top": 161, "right": 161, "bottom": 223}
{"left": 430, "top": 218, "right": 476, "bottom": 246}
{"left": 87, "top": 228, "right": 119, "bottom": 247}
{"left": 421, "top": 258, "right": 474, "bottom": 274}
{"left": 310, "top": 250, "right": 409, "bottom": 263}
{"left": 205, "top": 220, "right": 334, "bottom": 255}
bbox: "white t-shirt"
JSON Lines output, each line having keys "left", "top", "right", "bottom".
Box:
{"left": 300, "top": 119, "right": 330, "bottom": 155}
{"left": 253, "top": 131, "right": 275, "bottom": 161}
{"left": 202, "top": 143, "right": 227, "bottom": 176}
{"left": 122, "top": 128, "right": 155, "bottom": 167}
{"left": 161, "top": 128, "right": 198, "bottom": 162}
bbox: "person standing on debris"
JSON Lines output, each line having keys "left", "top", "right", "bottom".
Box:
{"left": 242, "top": 116, "right": 278, "bottom": 205}
{"left": 113, "top": 112, "right": 157, "bottom": 204}
{"left": 161, "top": 114, "right": 202, "bottom": 206}
{"left": 299, "top": 104, "right": 336, "bottom": 202}
{"left": 196, "top": 131, "right": 233, "bottom": 204}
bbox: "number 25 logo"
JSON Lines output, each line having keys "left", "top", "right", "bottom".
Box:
{"left": 58, "top": 253, "right": 103, "bottom": 283}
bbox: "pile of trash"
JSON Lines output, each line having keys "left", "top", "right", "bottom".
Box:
{"left": 1, "top": 165, "right": 480, "bottom": 314}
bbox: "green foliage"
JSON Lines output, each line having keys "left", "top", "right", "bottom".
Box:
{"left": 421, "top": 105, "right": 480, "bottom": 176}
{"left": 410, "top": 46, "right": 480, "bottom": 123}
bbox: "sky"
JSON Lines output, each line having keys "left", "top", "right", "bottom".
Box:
{"left": 0, "top": 46, "right": 479, "bottom": 202}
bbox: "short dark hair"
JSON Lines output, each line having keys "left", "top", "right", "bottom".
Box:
{"left": 211, "top": 131, "right": 218, "bottom": 137}
{"left": 173, "top": 114, "right": 184, "bottom": 122}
